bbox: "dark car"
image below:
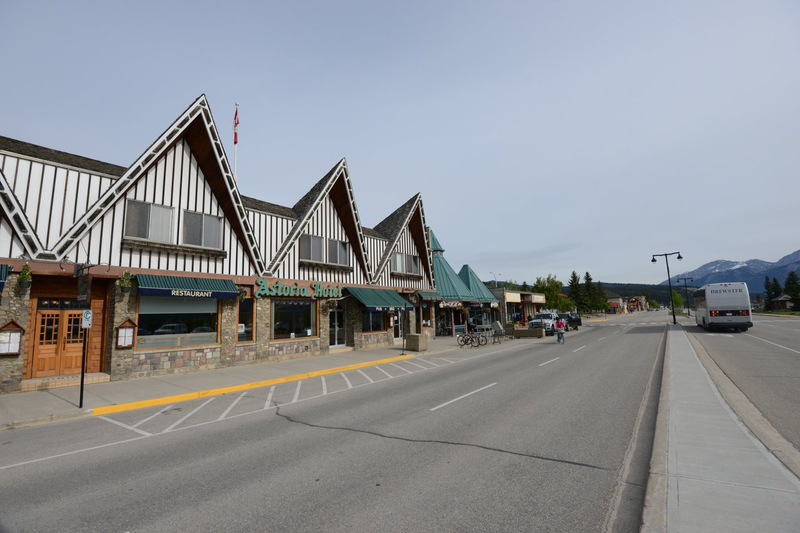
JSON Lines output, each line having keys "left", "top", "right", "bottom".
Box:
{"left": 558, "top": 313, "right": 582, "bottom": 331}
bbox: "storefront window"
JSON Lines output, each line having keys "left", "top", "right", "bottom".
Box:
{"left": 136, "top": 296, "right": 218, "bottom": 348}
{"left": 238, "top": 297, "right": 255, "bottom": 342}
{"left": 421, "top": 302, "right": 433, "bottom": 328}
{"left": 362, "top": 311, "right": 385, "bottom": 332}
{"left": 272, "top": 299, "right": 317, "bottom": 340}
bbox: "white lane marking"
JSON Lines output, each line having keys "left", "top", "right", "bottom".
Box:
{"left": 218, "top": 392, "right": 247, "bottom": 421}
{"left": 357, "top": 369, "right": 374, "bottom": 383}
{"left": 375, "top": 366, "right": 394, "bottom": 379}
{"left": 419, "top": 358, "right": 440, "bottom": 366}
{"left": 612, "top": 330, "right": 620, "bottom": 335}
{"left": 321, "top": 376, "right": 327, "bottom": 395}
{"left": 440, "top": 358, "right": 455, "bottom": 364}
{"left": 745, "top": 334, "right": 800, "bottom": 355}
{"left": 264, "top": 385, "right": 275, "bottom": 410}
{"left": 163, "top": 397, "right": 215, "bottom": 433}
{"left": 390, "top": 362, "right": 412, "bottom": 374}
{"left": 98, "top": 416, "right": 152, "bottom": 437}
{"left": 405, "top": 361, "right": 428, "bottom": 370}
{"left": 430, "top": 383, "right": 497, "bottom": 412}
{"left": 573, "top": 345, "right": 586, "bottom": 353}
{"left": 598, "top": 337, "right": 605, "bottom": 341}
{"left": 539, "top": 357, "right": 560, "bottom": 367}
{"left": 292, "top": 381, "right": 303, "bottom": 403}
{"left": 132, "top": 405, "right": 173, "bottom": 428}
{"left": 340, "top": 372, "right": 353, "bottom": 389}
{"left": 0, "top": 436, "right": 148, "bottom": 471}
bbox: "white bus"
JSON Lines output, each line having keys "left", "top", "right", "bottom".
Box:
{"left": 693, "top": 282, "right": 753, "bottom": 332}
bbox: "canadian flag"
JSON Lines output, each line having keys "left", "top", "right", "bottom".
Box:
{"left": 233, "top": 107, "right": 239, "bottom": 145}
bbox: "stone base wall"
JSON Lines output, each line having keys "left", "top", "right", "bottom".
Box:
{"left": 0, "top": 276, "right": 30, "bottom": 393}
{"left": 130, "top": 346, "right": 222, "bottom": 377}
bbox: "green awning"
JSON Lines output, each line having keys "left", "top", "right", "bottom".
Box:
{"left": 136, "top": 274, "right": 238, "bottom": 299}
{"left": 417, "top": 290, "right": 442, "bottom": 301}
{"left": 347, "top": 287, "right": 413, "bottom": 312}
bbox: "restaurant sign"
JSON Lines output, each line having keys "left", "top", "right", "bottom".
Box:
{"left": 255, "top": 278, "right": 342, "bottom": 300}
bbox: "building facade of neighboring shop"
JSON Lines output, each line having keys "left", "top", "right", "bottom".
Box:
{"left": 428, "top": 231, "right": 498, "bottom": 336}
{"left": 0, "top": 96, "right": 435, "bottom": 394}
{"left": 490, "top": 288, "right": 546, "bottom": 325}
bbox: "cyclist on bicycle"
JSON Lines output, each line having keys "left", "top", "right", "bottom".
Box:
{"left": 555, "top": 317, "right": 566, "bottom": 344}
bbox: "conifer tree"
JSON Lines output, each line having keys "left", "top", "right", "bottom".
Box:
{"left": 568, "top": 271, "right": 584, "bottom": 311}
{"left": 764, "top": 275, "right": 774, "bottom": 311}
{"left": 784, "top": 271, "right": 800, "bottom": 310}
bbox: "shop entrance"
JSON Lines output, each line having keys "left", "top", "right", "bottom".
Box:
{"left": 329, "top": 302, "right": 346, "bottom": 347}
{"left": 32, "top": 309, "right": 85, "bottom": 377}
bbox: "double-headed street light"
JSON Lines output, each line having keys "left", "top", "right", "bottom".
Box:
{"left": 676, "top": 277, "right": 694, "bottom": 317}
{"left": 652, "top": 252, "right": 683, "bottom": 325}
{"left": 490, "top": 272, "right": 501, "bottom": 288}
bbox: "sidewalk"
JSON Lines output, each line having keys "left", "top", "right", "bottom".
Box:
{"left": 0, "top": 337, "right": 460, "bottom": 430}
{"left": 643, "top": 322, "right": 800, "bottom": 532}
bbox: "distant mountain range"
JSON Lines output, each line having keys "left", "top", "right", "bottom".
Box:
{"left": 661, "top": 249, "right": 800, "bottom": 294}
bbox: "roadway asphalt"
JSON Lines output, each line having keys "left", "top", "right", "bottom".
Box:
{"left": 1, "top": 311, "right": 799, "bottom": 532}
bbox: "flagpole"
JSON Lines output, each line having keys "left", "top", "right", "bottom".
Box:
{"left": 234, "top": 102, "right": 239, "bottom": 182}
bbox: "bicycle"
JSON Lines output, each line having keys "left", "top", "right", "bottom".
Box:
{"left": 457, "top": 331, "right": 487, "bottom": 347}
{"left": 556, "top": 328, "right": 565, "bottom": 344}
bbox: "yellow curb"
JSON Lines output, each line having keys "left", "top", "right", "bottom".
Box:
{"left": 587, "top": 319, "right": 608, "bottom": 322}
{"left": 92, "top": 354, "right": 413, "bottom": 416}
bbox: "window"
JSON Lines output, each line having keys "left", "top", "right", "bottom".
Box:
{"left": 116, "top": 327, "right": 134, "bottom": 348}
{"left": 391, "top": 253, "right": 404, "bottom": 272}
{"left": 136, "top": 296, "right": 218, "bottom": 348}
{"left": 391, "top": 253, "right": 420, "bottom": 275}
{"left": 362, "top": 311, "right": 386, "bottom": 332}
{"left": 405, "top": 254, "right": 420, "bottom": 275}
{"left": 328, "top": 239, "right": 350, "bottom": 266}
{"left": 125, "top": 200, "right": 173, "bottom": 242}
{"left": 299, "top": 235, "right": 324, "bottom": 262}
{"left": 183, "top": 211, "right": 222, "bottom": 248}
{"left": 238, "top": 297, "right": 255, "bottom": 342}
{"left": 271, "top": 299, "right": 317, "bottom": 340}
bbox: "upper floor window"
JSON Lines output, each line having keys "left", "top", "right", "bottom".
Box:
{"left": 392, "top": 252, "right": 421, "bottom": 275}
{"left": 299, "top": 235, "right": 324, "bottom": 262}
{"left": 184, "top": 211, "right": 222, "bottom": 249}
{"left": 405, "top": 254, "right": 420, "bottom": 275}
{"left": 328, "top": 239, "right": 350, "bottom": 266}
{"left": 125, "top": 200, "right": 173, "bottom": 243}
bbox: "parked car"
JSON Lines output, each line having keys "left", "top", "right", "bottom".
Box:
{"left": 559, "top": 312, "right": 581, "bottom": 330}
{"left": 192, "top": 326, "right": 214, "bottom": 333}
{"left": 154, "top": 323, "right": 188, "bottom": 335}
{"left": 529, "top": 312, "right": 560, "bottom": 335}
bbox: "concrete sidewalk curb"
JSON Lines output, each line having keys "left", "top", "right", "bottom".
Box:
{"left": 92, "top": 354, "right": 415, "bottom": 416}
{"left": 685, "top": 329, "right": 800, "bottom": 480}
{"left": 640, "top": 324, "right": 670, "bottom": 533}
{"left": 3, "top": 411, "right": 90, "bottom": 431}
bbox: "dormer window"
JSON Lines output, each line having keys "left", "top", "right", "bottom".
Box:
{"left": 183, "top": 211, "right": 222, "bottom": 249}
{"left": 392, "top": 253, "right": 420, "bottom": 275}
{"left": 125, "top": 200, "right": 173, "bottom": 243}
{"left": 328, "top": 239, "right": 350, "bottom": 266}
{"left": 299, "top": 235, "right": 324, "bottom": 262}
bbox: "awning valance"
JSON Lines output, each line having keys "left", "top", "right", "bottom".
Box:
{"left": 417, "top": 290, "right": 442, "bottom": 301}
{"left": 136, "top": 274, "right": 238, "bottom": 299}
{"left": 347, "top": 287, "right": 413, "bottom": 312}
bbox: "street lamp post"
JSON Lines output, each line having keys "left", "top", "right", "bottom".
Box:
{"left": 490, "top": 272, "right": 501, "bottom": 288}
{"left": 652, "top": 252, "right": 683, "bottom": 325}
{"left": 676, "top": 277, "right": 694, "bottom": 317}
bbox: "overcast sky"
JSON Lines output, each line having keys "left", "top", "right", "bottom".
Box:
{"left": 2, "top": 1, "right": 798, "bottom": 285}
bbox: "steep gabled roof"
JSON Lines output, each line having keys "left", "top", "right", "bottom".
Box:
{"left": 43, "top": 95, "right": 267, "bottom": 273}
{"left": 458, "top": 264, "right": 499, "bottom": 302}
{"left": 432, "top": 254, "right": 475, "bottom": 301}
{"left": 0, "top": 136, "right": 127, "bottom": 177}
{"left": 241, "top": 195, "right": 297, "bottom": 219}
{"left": 372, "top": 194, "right": 433, "bottom": 285}
{"left": 266, "top": 159, "right": 372, "bottom": 279}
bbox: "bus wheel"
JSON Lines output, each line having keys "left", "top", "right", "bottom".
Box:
{"left": 702, "top": 319, "right": 709, "bottom": 331}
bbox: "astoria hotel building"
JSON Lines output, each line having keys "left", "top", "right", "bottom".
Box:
{"left": 0, "top": 95, "right": 436, "bottom": 393}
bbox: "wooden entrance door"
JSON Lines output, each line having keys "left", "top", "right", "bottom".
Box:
{"left": 32, "top": 310, "right": 86, "bottom": 378}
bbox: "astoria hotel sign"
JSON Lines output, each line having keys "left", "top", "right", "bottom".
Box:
{"left": 255, "top": 278, "right": 342, "bottom": 300}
